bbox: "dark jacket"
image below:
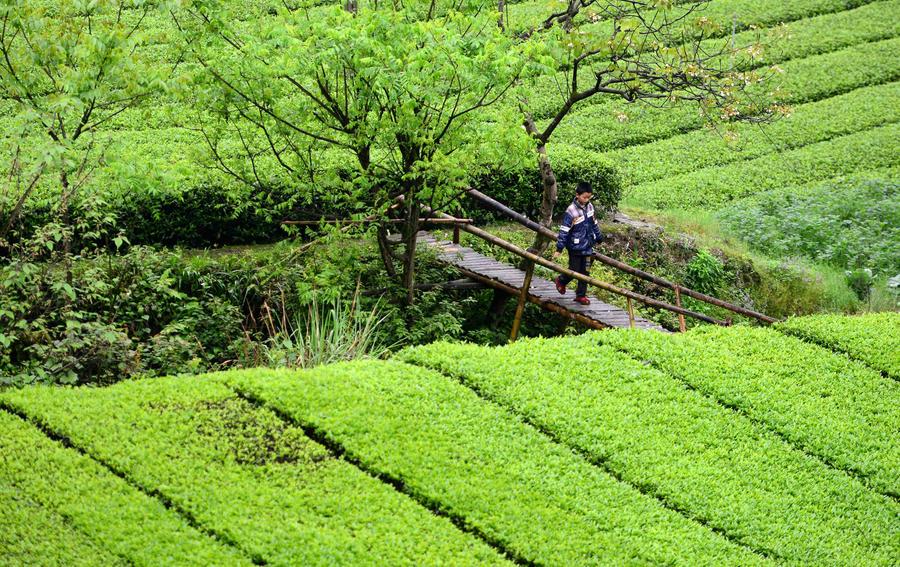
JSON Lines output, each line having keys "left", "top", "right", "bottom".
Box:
{"left": 556, "top": 200, "right": 602, "bottom": 255}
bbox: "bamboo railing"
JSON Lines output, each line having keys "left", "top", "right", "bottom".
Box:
{"left": 465, "top": 188, "right": 777, "bottom": 326}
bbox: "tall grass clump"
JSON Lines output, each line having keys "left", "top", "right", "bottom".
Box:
{"left": 257, "top": 291, "right": 395, "bottom": 369}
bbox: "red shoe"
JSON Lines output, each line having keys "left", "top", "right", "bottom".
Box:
{"left": 554, "top": 277, "right": 567, "bottom": 295}
{"left": 574, "top": 296, "right": 590, "bottom": 305}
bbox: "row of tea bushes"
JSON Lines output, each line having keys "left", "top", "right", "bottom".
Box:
{"left": 544, "top": 36, "right": 900, "bottom": 152}
{"left": 0, "top": 379, "right": 505, "bottom": 566}
{"left": 400, "top": 336, "right": 899, "bottom": 565}
{"left": 603, "top": 81, "right": 899, "bottom": 186}
{"left": 626, "top": 122, "right": 898, "bottom": 209}
{"left": 597, "top": 326, "right": 900, "bottom": 497}
{"left": 778, "top": 312, "right": 900, "bottom": 378}
{"left": 224, "top": 362, "right": 768, "bottom": 565}
{"left": 0, "top": 410, "right": 249, "bottom": 566}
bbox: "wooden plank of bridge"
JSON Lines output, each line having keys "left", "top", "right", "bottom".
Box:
{"left": 418, "top": 233, "right": 668, "bottom": 332}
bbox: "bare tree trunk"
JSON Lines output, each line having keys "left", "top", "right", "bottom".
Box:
{"left": 487, "top": 116, "right": 562, "bottom": 324}
{"left": 497, "top": 0, "right": 505, "bottom": 30}
{"left": 401, "top": 186, "right": 418, "bottom": 306}
{"left": 376, "top": 224, "right": 397, "bottom": 279}
{"left": 59, "top": 169, "right": 73, "bottom": 287}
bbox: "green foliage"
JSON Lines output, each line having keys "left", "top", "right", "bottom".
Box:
{"left": 253, "top": 292, "right": 395, "bottom": 369}
{"left": 684, "top": 249, "right": 726, "bottom": 295}
{"left": 0, "top": 486, "right": 124, "bottom": 567}
{"left": 470, "top": 143, "right": 622, "bottom": 219}
{"left": 549, "top": 35, "right": 900, "bottom": 152}
{"left": 605, "top": 81, "right": 900, "bottom": 186}
{"left": 0, "top": 246, "right": 247, "bottom": 386}
{"left": 717, "top": 177, "right": 899, "bottom": 274}
{"left": 400, "top": 337, "right": 900, "bottom": 565}
{"left": 180, "top": 0, "right": 531, "bottom": 219}
{"left": 627, "top": 122, "right": 899, "bottom": 210}
{"left": 777, "top": 312, "right": 900, "bottom": 378}
{"left": 226, "top": 360, "right": 768, "bottom": 565}
{"left": 1, "top": 378, "right": 507, "bottom": 566}
{"left": 0, "top": 410, "right": 249, "bottom": 565}
{"left": 597, "top": 326, "right": 900, "bottom": 496}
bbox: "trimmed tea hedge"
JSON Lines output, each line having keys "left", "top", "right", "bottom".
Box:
{"left": 546, "top": 36, "right": 900, "bottom": 151}
{"left": 626, "top": 122, "right": 899, "bottom": 209}
{"left": 224, "top": 361, "right": 770, "bottom": 566}
{"left": 0, "top": 484, "right": 124, "bottom": 567}
{"left": 0, "top": 410, "right": 250, "bottom": 566}
{"left": 597, "top": 327, "right": 900, "bottom": 497}
{"left": 778, "top": 313, "right": 900, "bottom": 378}
{"left": 605, "top": 81, "right": 900, "bottom": 186}
{"left": 0, "top": 379, "right": 508, "bottom": 566}
{"left": 399, "top": 338, "right": 900, "bottom": 565}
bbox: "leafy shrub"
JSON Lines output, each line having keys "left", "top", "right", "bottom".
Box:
{"left": 226, "top": 361, "right": 765, "bottom": 565}
{"left": 401, "top": 336, "right": 900, "bottom": 564}
{"left": 684, "top": 249, "right": 726, "bottom": 295}
{"left": 777, "top": 312, "right": 900, "bottom": 378}
{"left": 1, "top": 378, "right": 506, "bottom": 566}
{"left": 717, "top": 177, "right": 899, "bottom": 274}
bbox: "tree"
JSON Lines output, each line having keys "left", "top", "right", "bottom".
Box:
{"left": 518, "top": 0, "right": 783, "bottom": 248}
{"left": 175, "top": 0, "right": 530, "bottom": 304}
{"left": 0, "top": 0, "right": 166, "bottom": 258}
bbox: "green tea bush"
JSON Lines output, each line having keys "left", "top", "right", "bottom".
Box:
{"left": 400, "top": 337, "right": 900, "bottom": 565}
{"left": 0, "top": 410, "right": 248, "bottom": 565}
{"left": 778, "top": 312, "right": 900, "bottom": 378}
{"left": 1, "top": 378, "right": 507, "bottom": 566}
{"left": 226, "top": 361, "right": 767, "bottom": 565}
{"left": 0, "top": 485, "right": 125, "bottom": 567}
{"left": 548, "top": 36, "right": 900, "bottom": 151}
{"left": 598, "top": 327, "right": 900, "bottom": 497}
{"left": 606, "top": 81, "right": 900, "bottom": 186}
{"left": 717, "top": 177, "right": 899, "bottom": 274}
{"left": 627, "top": 122, "right": 898, "bottom": 209}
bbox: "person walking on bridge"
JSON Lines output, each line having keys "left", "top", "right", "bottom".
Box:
{"left": 552, "top": 182, "right": 603, "bottom": 305}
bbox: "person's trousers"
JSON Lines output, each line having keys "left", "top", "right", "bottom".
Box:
{"left": 559, "top": 253, "right": 592, "bottom": 297}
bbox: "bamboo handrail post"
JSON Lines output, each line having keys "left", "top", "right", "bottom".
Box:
{"left": 510, "top": 251, "right": 537, "bottom": 342}
{"left": 674, "top": 285, "right": 686, "bottom": 332}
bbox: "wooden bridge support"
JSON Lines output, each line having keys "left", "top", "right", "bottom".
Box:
{"left": 509, "top": 254, "right": 536, "bottom": 342}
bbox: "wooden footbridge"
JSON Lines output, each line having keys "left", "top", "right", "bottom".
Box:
{"left": 419, "top": 189, "right": 776, "bottom": 338}
{"left": 419, "top": 232, "right": 667, "bottom": 331}
{"left": 290, "top": 189, "right": 776, "bottom": 338}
